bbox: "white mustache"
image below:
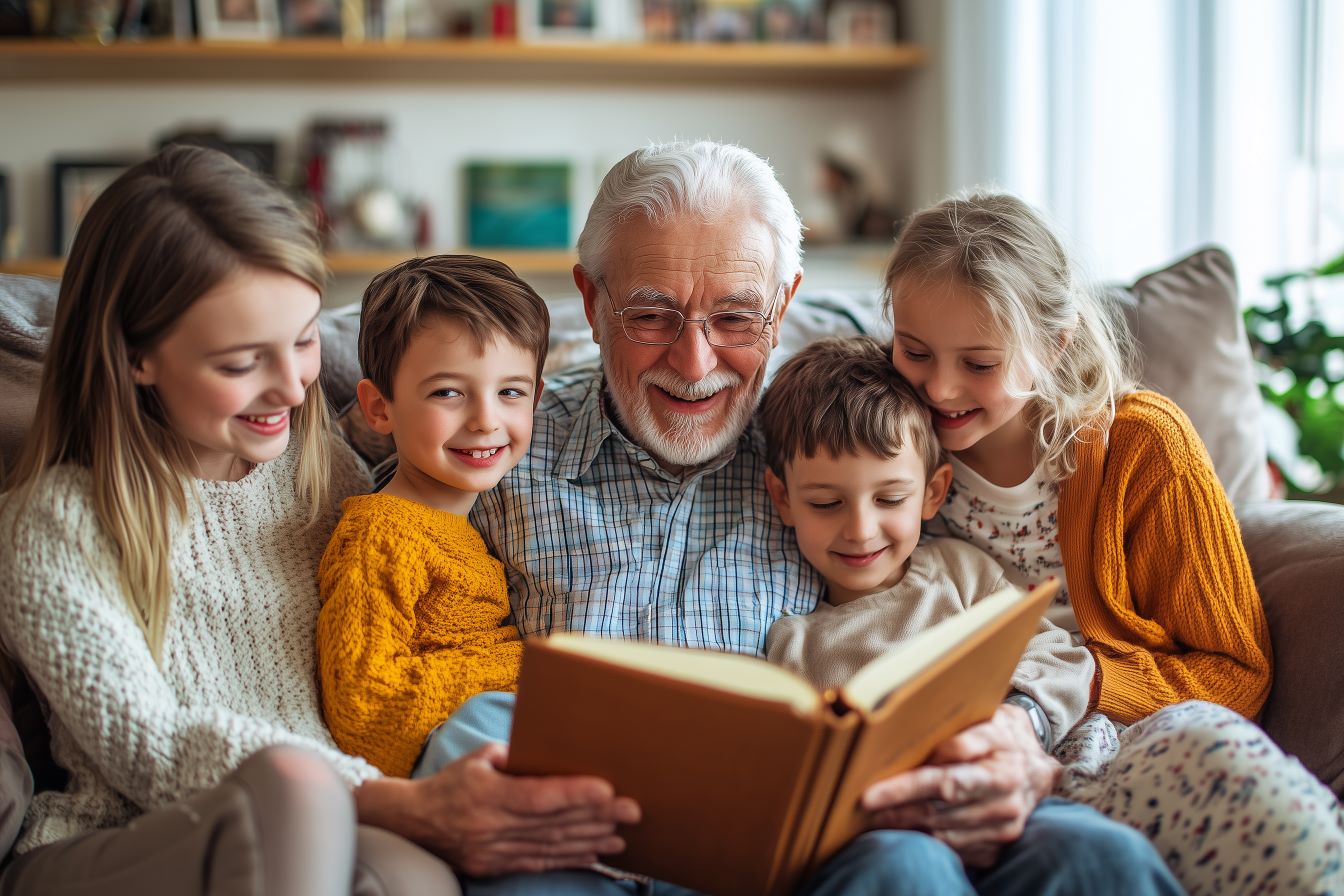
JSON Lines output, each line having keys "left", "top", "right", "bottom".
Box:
{"left": 641, "top": 367, "right": 742, "bottom": 401}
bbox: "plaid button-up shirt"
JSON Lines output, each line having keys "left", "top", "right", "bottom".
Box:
{"left": 471, "top": 366, "right": 823, "bottom": 656}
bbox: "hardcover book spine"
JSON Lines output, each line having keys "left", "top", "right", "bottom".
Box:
{"left": 774, "top": 707, "right": 862, "bottom": 894}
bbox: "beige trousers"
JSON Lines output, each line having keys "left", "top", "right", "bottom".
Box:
{"left": 0, "top": 745, "right": 460, "bottom": 896}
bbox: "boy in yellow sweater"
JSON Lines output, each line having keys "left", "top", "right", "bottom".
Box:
{"left": 316, "top": 254, "right": 548, "bottom": 777}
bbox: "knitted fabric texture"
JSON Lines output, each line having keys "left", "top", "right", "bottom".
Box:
{"left": 317, "top": 493, "right": 522, "bottom": 777}
{"left": 1059, "top": 390, "right": 1272, "bottom": 724}
{"left": 0, "top": 437, "right": 379, "bottom": 853}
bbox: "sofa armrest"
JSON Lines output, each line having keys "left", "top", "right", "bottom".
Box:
{"left": 0, "top": 684, "right": 35, "bottom": 859}
{"left": 1236, "top": 500, "right": 1344, "bottom": 796}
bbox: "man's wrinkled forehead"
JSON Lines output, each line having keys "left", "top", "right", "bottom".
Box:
{"left": 608, "top": 212, "right": 777, "bottom": 299}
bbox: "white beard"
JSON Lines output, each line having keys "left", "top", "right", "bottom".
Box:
{"left": 603, "top": 359, "right": 759, "bottom": 468}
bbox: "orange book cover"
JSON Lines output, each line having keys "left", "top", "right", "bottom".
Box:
{"left": 506, "top": 581, "right": 1057, "bottom": 896}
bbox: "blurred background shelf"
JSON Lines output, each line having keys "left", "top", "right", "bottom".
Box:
{"left": 0, "top": 38, "right": 929, "bottom": 86}
{"left": 0, "top": 248, "right": 580, "bottom": 279}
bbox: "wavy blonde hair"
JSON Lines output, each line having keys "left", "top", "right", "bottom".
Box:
{"left": 884, "top": 191, "right": 1137, "bottom": 482}
{"left": 4, "top": 145, "right": 332, "bottom": 659}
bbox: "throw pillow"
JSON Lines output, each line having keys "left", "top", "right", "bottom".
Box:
{"left": 1112, "top": 246, "right": 1270, "bottom": 504}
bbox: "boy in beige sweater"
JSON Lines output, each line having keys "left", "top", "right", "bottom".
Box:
{"left": 759, "top": 335, "right": 1092, "bottom": 752}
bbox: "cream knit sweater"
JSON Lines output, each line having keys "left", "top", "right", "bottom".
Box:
{"left": 0, "top": 437, "right": 378, "bottom": 852}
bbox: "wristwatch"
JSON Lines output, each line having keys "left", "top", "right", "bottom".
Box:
{"left": 1003, "top": 691, "right": 1053, "bottom": 754}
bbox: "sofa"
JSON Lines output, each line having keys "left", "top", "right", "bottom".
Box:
{"left": 0, "top": 245, "right": 1340, "bottom": 866}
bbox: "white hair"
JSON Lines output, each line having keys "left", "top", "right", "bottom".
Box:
{"left": 577, "top": 140, "right": 803, "bottom": 290}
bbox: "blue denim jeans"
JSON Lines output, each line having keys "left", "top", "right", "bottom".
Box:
{"left": 460, "top": 798, "right": 1181, "bottom": 895}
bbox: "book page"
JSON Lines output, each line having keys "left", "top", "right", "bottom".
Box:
{"left": 841, "top": 582, "right": 1056, "bottom": 712}
{"left": 544, "top": 633, "right": 822, "bottom": 714}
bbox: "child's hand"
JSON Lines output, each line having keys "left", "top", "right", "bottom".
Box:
{"left": 859, "top": 704, "right": 1060, "bottom": 867}
{"left": 356, "top": 742, "right": 641, "bottom": 877}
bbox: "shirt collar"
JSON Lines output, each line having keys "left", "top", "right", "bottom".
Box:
{"left": 552, "top": 372, "right": 749, "bottom": 483}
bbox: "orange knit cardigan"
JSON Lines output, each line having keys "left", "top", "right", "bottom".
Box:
{"left": 1057, "top": 390, "right": 1272, "bottom": 724}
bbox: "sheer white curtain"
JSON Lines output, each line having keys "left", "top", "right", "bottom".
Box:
{"left": 937, "top": 0, "right": 1332, "bottom": 293}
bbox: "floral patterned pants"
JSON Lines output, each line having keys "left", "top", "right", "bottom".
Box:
{"left": 1055, "top": 701, "right": 1344, "bottom": 895}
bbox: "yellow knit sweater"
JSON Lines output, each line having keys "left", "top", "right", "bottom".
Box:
{"left": 1058, "top": 390, "right": 1272, "bottom": 724}
{"left": 316, "top": 493, "right": 522, "bottom": 777}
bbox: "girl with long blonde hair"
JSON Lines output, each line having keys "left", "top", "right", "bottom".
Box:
{"left": 865, "top": 190, "right": 1343, "bottom": 895}
{"left": 0, "top": 144, "right": 464, "bottom": 894}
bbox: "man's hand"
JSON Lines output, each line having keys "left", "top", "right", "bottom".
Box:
{"left": 355, "top": 742, "right": 641, "bottom": 877}
{"left": 860, "top": 703, "right": 1061, "bottom": 868}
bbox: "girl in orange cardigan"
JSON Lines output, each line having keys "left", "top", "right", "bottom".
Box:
{"left": 881, "top": 191, "right": 1342, "bottom": 895}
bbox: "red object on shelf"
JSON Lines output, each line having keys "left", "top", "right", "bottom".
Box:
{"left": 491, "top": 0, "right": 516, "bottom": 38}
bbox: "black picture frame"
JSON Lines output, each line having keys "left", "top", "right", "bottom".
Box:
{"left": 50, "top": 158, "right": 138, "bottom": 258}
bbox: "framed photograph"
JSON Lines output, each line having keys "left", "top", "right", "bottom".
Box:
{"left": 516, "top": 0, "right": 626, "bottom": 41}
{"left": 50, "top": 158, "right": 138, "bottom": 258}
{"left": 196, "top": 0, "right": 279, "bottom": 39}
{"left": 463, "top": 160, "right": 571, "bottom": 249}
{"left": 281, "top": 0, "right": 340, "bottom": 34}
{"left": 691, "top": 0, "right": 754, "bottom": 42}
{"left": 825, "top": 0, "right": 893, "bottom": 45}
{"left": 759, "top": 0, "right": 821, "bottom": 42}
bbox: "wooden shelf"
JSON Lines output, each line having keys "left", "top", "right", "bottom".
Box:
{"left": 0, "top": 249, "right": 578, "bottom": 280}
{"left": 0, "top": 38, "right": 926, "bottom": 86}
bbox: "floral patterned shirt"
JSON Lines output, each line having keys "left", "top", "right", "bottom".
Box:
{"left": 932, "top": 456, "right": 1078, "bottom": 636}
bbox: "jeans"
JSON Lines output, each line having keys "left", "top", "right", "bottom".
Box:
{"left": 461, "top": 797, "right": 1183, "bottom": 895}
{"left": 412, "top": 692, "right": 516, "bottom": 779}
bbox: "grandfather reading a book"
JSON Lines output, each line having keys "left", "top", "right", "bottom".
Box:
{"left": 462, "top": 140, "right": 1160, "bottom": 894}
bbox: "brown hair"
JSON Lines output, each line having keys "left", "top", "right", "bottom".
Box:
{"left": 5, "top": 143, "right": 331, "bottom": 659}
{"left": 760, "top": 335, "right": 943, "bottom": 480}
{"left": 358, "top": 254, "right": 550, "bottom": 398}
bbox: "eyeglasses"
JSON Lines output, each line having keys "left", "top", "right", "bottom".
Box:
{"left": 605, "top": 283, "right": 782, "bottom": 348}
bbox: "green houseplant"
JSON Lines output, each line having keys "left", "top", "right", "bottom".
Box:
{"left": 1243, "top": 249, "right": 1344, "bottom": 496}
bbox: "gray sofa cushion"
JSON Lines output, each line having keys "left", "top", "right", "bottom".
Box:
{"left": 1237, "top": 500, "right": 1344, "bottom": 796}
{"left": 0, "top": 683, "right": 33, "bottom": 858}
{"left": 1113, "top": 246, "right": 1271, "bottom": 504}
{"left": 0, "top": 276, "right": 54, "bottom": 478}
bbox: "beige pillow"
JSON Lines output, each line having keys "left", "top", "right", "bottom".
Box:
{"left": 1112, "top": 246, "right": 1270, "bottom": 504}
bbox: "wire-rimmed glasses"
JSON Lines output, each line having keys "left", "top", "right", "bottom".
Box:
{"left": 605, "top": 283, "right": 783, "bottom": 348}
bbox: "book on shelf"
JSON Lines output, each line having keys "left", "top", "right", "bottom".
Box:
{"left": 506, "top": 579, "right": 1058, "bottom": 896}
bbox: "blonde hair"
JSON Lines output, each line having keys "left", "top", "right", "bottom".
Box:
{"left": 4, "top": 144, "right": 332, "bottom": 659}
{"left": 760, "top": 335, "right": 944, "bottom": 481}
{"left": 884, "top": 191, "right": 1138, "bottom": 481}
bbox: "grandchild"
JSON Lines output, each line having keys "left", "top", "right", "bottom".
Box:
{"left": 0, "top": 145, "right": 460, "bottom": 893}
{"left": 316, "top": 254, "right": 548, "bottom": 778}
{"left": 882, "top": 190, "right": 1343, "bottom": 894}
{"left": 760, "top": 335, "right": 1180, "bottom": 894}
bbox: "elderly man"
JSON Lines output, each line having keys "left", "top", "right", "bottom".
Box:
{"left": 457, "top": 141, "right": 1181, "bottom": 896}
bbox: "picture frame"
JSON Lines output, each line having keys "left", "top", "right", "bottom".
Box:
{"left": 196, "top": 0, "right": 279, "bottom": 39}
{"left": 517, "top": 0, "right": 618, "bottom": 42}
{"left": 758, "top": 0, "right": 821, "bottom": 42}
{"left": 463, "top": 160, "right": 572, "bottom": 250}
{"left": 280, "top": 0, "right": 341, "bottom": 35}
{"left": 50, "top": 157, "right": 138, "bottom": 258}
{"left": 690, "top": 0, "right": 755, "bottom": 41}
{"left": 825, "top": 0, "right": 893, "bottom": 45}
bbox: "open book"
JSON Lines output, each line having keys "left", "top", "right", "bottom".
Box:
{"left": 506, "top": 580, "right": 1058, "bottom": 896}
